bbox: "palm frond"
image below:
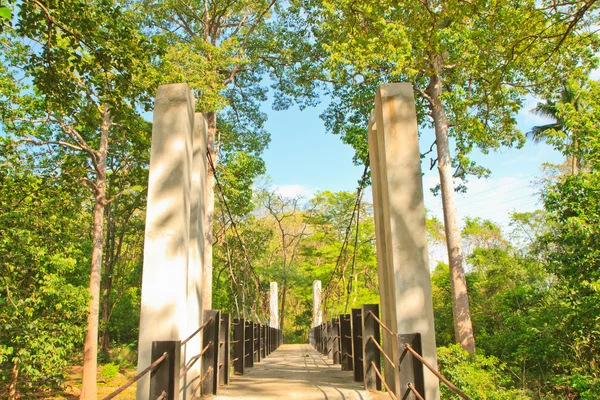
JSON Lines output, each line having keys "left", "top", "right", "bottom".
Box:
{"left": 527, "top": 123, "right": 562, "bottom": 143}
{"left": 531, "top": 101, "right": 558, "bottom": 120}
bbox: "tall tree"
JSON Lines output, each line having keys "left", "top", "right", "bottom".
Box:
{"left": 269, "top": 0, "right": 600, "bottom": 353}
{"left": 99, "top": 135, "right": 149, "bottom": 353}
{"left": 138, "top": 0, "right": 275, "bottom": 311}
{"left": 261, "top": 191, "right": 307, "bottom": 332}
{"left": 529, "top": 82, "right": 587, "bottom": 174}
{"left": 0, "top": 139, "right": 90, "bottom": 400}
{"left": 2, "top": 1, "right": 153, "bottom": 397}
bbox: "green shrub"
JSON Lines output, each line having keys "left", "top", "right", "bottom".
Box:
{"left": 99, "top": 363, "right": 120, "bottom": 381}
{"left": 437, "top": 345, "right": 531, "bottom": 399}
{"left": 110, "top": 344, "right": 138, "bottom": 369}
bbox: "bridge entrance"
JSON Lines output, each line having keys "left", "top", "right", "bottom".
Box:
{"left": 105, "top": 82, "right": 457, "bottom": 400}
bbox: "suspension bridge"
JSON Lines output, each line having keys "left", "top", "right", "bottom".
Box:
{"left": 101, "top": 82, "right": 473, "bottom": 400}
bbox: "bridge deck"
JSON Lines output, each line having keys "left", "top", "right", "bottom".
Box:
{"left": 215, "top": 344, "right": 385, "bottom": 400}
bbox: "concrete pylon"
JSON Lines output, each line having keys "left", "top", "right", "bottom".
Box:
{"left": 182, "top": 112, "right": 207, "bottom": 397}
{"left": 269, "top": 282, "right": 278, "bottom": 328}
{"left": 136, "top": 84, "right": 206, "bottom": 400}
{"left": 312, "top": 280, "right": 322, "bottom": 327}
{"left": 368, "top": 83, "right": 440, "bottom": 400}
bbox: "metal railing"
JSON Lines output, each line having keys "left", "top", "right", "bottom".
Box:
{"left": 309, "top": 304, "right": 473, "bottom": 400}
{"left": 104, "top": 309, "right": 283, "bottom": 399}
{"left": 103, "top": 352, "right": 169, "bottom": 400}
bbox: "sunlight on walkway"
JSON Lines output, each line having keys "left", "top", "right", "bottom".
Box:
{"left": 215, "top": 344, "right": 386, "bottom": 400}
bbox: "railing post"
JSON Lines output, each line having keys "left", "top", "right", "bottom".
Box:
{"left": 254, "top": 323, "right": 260, "bottom": 363}
{"left": 340, "top": 314, "right": 353, "bottom": 371}
{"left": 265, "top": 325, "right": 271, "bottom": 355}
{"left": 332, "top": 318, "right": 341, "bottom": 364}
{"left": 150, "top": 340, "right": 180, "bottom": 400}
{"left": 233, "top": 318, "right": 245, "bottom": 375}
{"left": 362, "top": 304, "right": 381, "bottom": 391}
{"left": 201, "top": 310, "right": 221, "bottom": 396}
{"left": 322, "top": 323, "right": 327, "bottom": 355}
{"left": 260, "top": 325, "right": 267, "bottom": 358}
{"left": 398, "top": 333, "right": 426, "bottom": 399}
{"left": 317, "top": 324, "right": 321, "bottom": 353}
{"left": 325, "top": 320, "right": 333, "bottom": 360}
{"left": 219, "top": 314, "right": 230, "bottom": 386}
{"left": 245, "top": 321, "right": 254, "bottom": 368}
{"left": 351, "top": 309, "right": 363, "bottom": 382}
{"left": 321, "top": 322, "right": 327, "bottom": 356}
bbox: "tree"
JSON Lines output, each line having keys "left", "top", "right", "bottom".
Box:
{"left": 100, "top": 148, "right": 149, "bottom": 354}
{"left": 529, "top": 83, "right": 586, "bottom": 174}
{"left": 461, "top": 217, "right": 506, "bottom": 256}
{"left": 0, "top": 139, "right": 90, "bottom": 399}
{"left": 301, "top": 190, "right": 378, "bottom": 320}
{"left": 534, "top": 79, "right": 600, "bottom": 397}
{"left": 261, "top": 191, "right": 307, "bottom": 332}
{"left": 138, "top": 0, "right": 276, "bottom": 312}
{"left": 271, "top": 0, "right": 600, "bottom": 353}
{"left": 2, "top": 2, "right": 154, "bottom": 397}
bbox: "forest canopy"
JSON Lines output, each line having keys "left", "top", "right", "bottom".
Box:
{"left": 1, "top": 0, "right": 600, "bottom": 399}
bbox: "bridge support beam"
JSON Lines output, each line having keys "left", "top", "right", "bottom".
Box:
{"left": 136, "top": 83, "right": 207, "bottom": 400}
{"left": 369, "top": 82, "right": 440, "bottom": 400}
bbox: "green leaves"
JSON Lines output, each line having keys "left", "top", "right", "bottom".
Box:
{"left": 0, "top": 141, "right": 90, "bottom": 391}
{"left": 0, "top": 6, "right": 10, "bottom": 20}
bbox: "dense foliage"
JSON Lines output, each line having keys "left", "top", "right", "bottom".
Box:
{"left": 0, "top": 0, "right": 599, "bottom": 398}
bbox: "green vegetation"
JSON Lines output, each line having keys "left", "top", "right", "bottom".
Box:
{"left": 1, "top": 0, "right": 600, "bottom": 399}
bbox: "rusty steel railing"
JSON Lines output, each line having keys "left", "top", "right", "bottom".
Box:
{"left": 104, "top": 310, "right": 283, "bottom": 399}
{"left": 309, "top": 304, "right": 473, "bottom": 400}
{"left": 103, "top": 352, "right": 169, "bottom": 400}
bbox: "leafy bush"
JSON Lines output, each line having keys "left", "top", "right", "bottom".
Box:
{"left": 110, "top": 344, "right": 138, "bottom": 369}
{"left": 99, "top": 363, "right": 120, "bottom": 381}
{"left": 437, "top": 345, "right": 531, "bottom": 400}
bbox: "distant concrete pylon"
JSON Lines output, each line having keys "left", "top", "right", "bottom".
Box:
{"left": 269, "top": 282, "right": 278, "bottom": 328}
{"left": 312, "top": 280, "right": 322, "bottom": 327}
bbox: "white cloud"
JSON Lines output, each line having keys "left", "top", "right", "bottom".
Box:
{"left": 423, "top": 173, "right": 542, "bottom": 233}
{"left": 270, "top": 184, "right": 316, "bottom": 199}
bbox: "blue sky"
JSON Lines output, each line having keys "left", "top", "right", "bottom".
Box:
{"left": 259, "top": 94, "right": 564, "bottom": 232}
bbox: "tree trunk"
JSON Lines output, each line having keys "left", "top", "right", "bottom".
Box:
{"left": 280, "top": 283, "right": 287, "bottom": 332}
{"left": 571, "top": 137, "right": 579, "bottom": 175}
{"left": 8, "top": 357, "right": 18, "bottom": 400}
{"left": 100, "top": 191, "right": 115, "bottom": 355}
{"left": 203, "top": 111, "right": 217, "bottom": 311}
{"left": 427, "top": 60, "right": 476, "bottom": 354}
{"left": 279, "top": 230, "right": 287, "bottom": 332}
{"left": 80, "top": 104, "right": 110, "bottom": 399}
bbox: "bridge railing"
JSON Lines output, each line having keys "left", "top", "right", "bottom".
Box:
{"left": 103, "top": 310, "right": 283, "bottom": 399}
{"left": 309, "top": 304, "right": 473, "bottom": 400}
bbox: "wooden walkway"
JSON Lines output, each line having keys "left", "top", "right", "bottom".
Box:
{"left": 215, "top": 344, "right": 385, "bottom": 400}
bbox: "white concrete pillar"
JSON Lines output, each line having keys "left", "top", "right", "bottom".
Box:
{"left": 269, "top": 282, "right": 278, "bottom": 328}
{"left": 182, "top": 113, "right": 207, "bottom": 397}
{"left": 137, "top": 83, "right": 202, "bottom": 400}
{"left": 312, "top": 280, "right": 322, "bottom": 327}
{"left": 369, "top": 82, "right": 440, "bottom": 400}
